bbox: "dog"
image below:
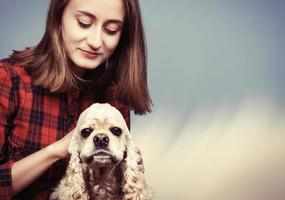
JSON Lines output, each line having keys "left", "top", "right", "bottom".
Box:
{"left": 50, "top": 103, "right": 153, "bottom": 200}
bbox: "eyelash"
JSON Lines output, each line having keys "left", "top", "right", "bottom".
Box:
{"left": 78, "top": 20, "right": 91, "bottom": 28}
{"left": 77, "top": 20, "right": 120, "bottom": 35}
{"left": 104, "top": 28, "right": 119, "bottom": 35}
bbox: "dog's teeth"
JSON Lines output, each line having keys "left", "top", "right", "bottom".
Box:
{"left": 94, "top": 155, "right": 109, "bottom": 159}
{"left": 92, "top": 155, "right": 112, "bottom": 163}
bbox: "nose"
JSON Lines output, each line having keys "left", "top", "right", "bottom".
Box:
{"left": 93, "top": 134, "right": 109, "bottom": 148}
{"left": 87, "top": 27, "right": 103, "bottom": 50}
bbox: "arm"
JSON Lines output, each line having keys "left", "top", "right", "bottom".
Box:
{"left": 0, "top": 62, "right": 71, "bottom": 197}
{"left": 11, "top": 131, "right": 73, "bottom": 194}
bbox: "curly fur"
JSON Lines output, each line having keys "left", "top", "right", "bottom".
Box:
{"left": 50, "top": 103, "right": 153, "bottom": 200}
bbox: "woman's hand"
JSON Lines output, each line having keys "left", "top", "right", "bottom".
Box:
{"left": 48, "top": 129, "right": 75, "bottom": 159}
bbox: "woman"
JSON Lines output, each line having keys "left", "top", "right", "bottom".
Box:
{"left": 0, "top": 0, "right": 152, "bottom": 199}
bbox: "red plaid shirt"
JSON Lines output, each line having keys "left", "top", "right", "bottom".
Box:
{"left": 0, "top": 59, "right": 130, "bottom": 200}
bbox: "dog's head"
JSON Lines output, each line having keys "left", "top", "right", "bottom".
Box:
{"left": 67, "top": 103, "right": 153, "bottom": 199}
{"left": 70, "top": 103, "right": 130, "bottom": 169}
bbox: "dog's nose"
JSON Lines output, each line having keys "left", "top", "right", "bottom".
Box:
{"left": 93, "top": 134, "right": 109, "bottom": 148}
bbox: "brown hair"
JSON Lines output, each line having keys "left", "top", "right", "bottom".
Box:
{"left": 10, "top": 0, "right": 152, "bottom": 114}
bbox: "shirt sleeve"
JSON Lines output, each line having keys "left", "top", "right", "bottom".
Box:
{"left": 0, "top": 63, "right": 18, "bottom": 199}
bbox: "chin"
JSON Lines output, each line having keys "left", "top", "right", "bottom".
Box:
{"left": 78, "top": 61, "right": 101, "bottom": 70}
{"left": 71, "top": 56, "right": 103, "bottom": 70}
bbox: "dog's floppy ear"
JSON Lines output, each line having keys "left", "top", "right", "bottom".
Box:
{"left": 68, "top": 104, "right": 91, "bottom": 156}
{"left": 50, "top": 113, "right": 90, "bottom": 200}
{"left": 121, "top": 129, "right": 153, "bottom": 200}
{"left": 68, "top": 129, "right": 79, "bottom": 154}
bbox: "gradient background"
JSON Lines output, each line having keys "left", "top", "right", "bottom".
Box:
{"left": 1, "top": 1, "right": 285, "bottom": 199}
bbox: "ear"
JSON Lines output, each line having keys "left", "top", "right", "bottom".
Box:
{"left": 50, "top": 129, "right": 89, "bottom": 200}
{"left": 68, "top": 128, "right": 83, "bottom": 168}
{"left": 121, "top": 130, "right": 154, "bottom": 200}
{"left": 68, "top": 128, "right": 80, "bottom": 154}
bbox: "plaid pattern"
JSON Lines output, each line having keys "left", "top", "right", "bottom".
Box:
{"left": 0, "top": 59, "right": 130, "bottom": 200}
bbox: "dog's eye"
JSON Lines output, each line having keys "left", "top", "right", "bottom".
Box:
{"left": 110, "top": 127, "right": 122, "bottom": 136}
{"left": 81, "top": 128, "right": 93, "bottom": 138}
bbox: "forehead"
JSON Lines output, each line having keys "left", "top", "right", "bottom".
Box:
{"left": 78, "top": 104, "right": 126, "bottom": 127}
{"left": 66, "top": 0, "right": 125, "bottom": 21}
{"left": 81, "top": 117, "right": 121, "bottom": 129}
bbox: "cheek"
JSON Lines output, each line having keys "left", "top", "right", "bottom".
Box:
{"left": 80, "top": 137, "right": 94, "bottom": 154}
{"left": 62, "top": 21, "right": 85, "bottom": 49}
{"left": 109, "top": 137, "right": 126, "bottom": 155}
{"left": 103, "top": 34, "right": 122, "bottom": 52}
{"left": 62, "top": 28, "right": 85, "bottom": 46}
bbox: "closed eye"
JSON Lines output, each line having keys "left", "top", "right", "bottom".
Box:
{"left": 103, "top": 22, "right": 122, "bottom": 36}
{"left": 104, "top": 28, "right": 120, "bottom": 35}
{"left": 78, "top": 20, "right": 91, "bottom": 28}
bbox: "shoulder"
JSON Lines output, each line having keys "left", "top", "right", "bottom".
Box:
{"left": 0, "top": 59, "right": 29, "bottom": 113}
{"left": 0, "top": 58, "right": 33, "bottom": 84}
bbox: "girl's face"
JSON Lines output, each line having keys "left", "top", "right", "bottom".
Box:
{"left": 61, "top": 0, "right": 125, "bottom": 72}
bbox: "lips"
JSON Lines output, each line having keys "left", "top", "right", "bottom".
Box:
{"left": 80, "top": 48, "right": 102, "bottom": 58}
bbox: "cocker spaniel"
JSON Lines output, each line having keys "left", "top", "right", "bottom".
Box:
{"left": 50, "top": 103, "right": 153, "bottom": 200}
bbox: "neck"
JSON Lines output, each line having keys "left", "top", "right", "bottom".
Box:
{"left": 84, "top": 166, "right": 123, "bottom": 200}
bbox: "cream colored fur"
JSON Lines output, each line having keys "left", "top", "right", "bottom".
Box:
{"left": 50, "top": 103, "right": 153, "bottom": 200}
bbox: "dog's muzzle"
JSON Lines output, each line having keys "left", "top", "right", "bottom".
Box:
{"left": 93, "top": 133, "right": 109, "bottom": 149}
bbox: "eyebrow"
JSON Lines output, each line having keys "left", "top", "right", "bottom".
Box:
{"left": 76, "top": 10, "right": 124, "bottom": 25}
